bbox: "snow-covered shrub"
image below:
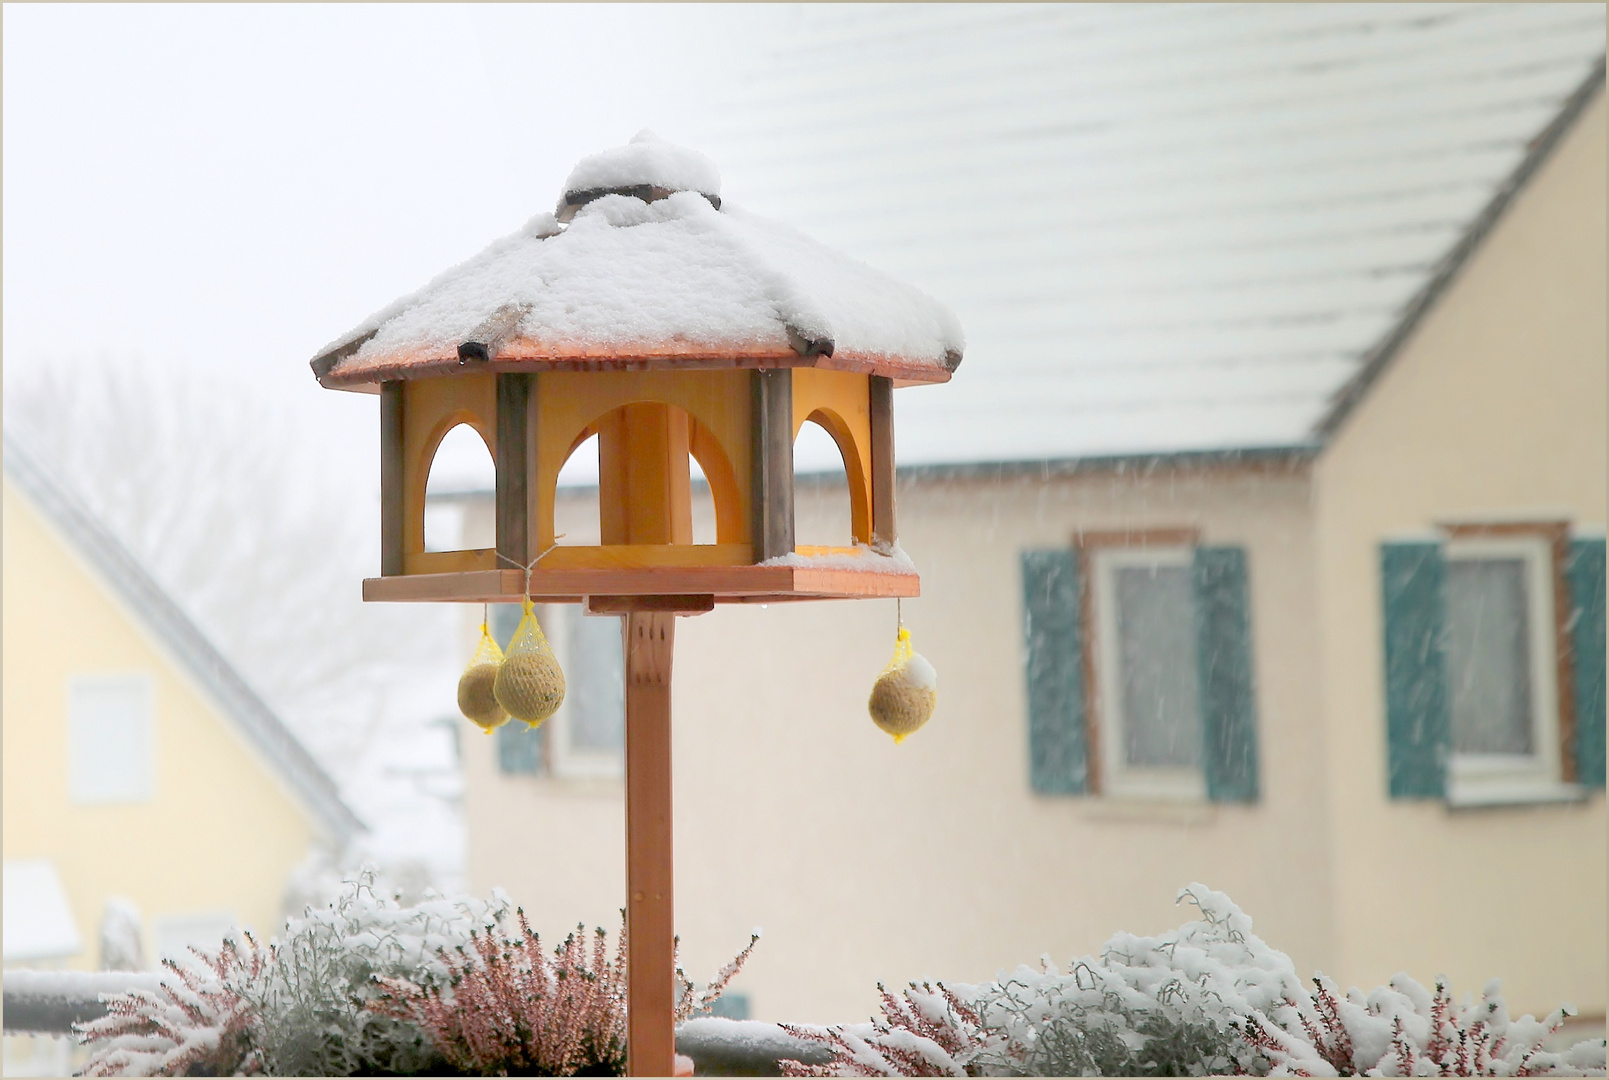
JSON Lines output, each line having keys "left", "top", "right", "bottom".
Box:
{"left": 777, "top": 884, "right": 1606, "bottom": 1078}
{"left": 780, "top": 982, "right": 995, "bottom": 1077}
{"left": 77, "top": 934, "right": 267, "bottom": 1077}
{"left": 371, "top": 909, "right": 759, "bottom": 1076}
{"left": 78, "top": 867, "right": 507, "bottom": 1076}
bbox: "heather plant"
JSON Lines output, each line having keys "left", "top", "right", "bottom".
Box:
{"left": 78, "top": 934, "right": 267, "bottom": 1077}
{"left": 371, "top": 909, "right": 759, "bottom": 1076}
{"left": 777, "top": 884, "right": 1606, "bottom": 1078}
{"left": 78, "top": 867, "right": 508, "bottom": 1076}
{"left": 780, "top": 981, "right": 996, "bottom": 1077}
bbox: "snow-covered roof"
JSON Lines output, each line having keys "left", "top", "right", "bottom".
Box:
{"left": 311, "top": 132, "right": 964, "bottom": 390}
{"left": 710, "top": 4, "right": 1607, "bottom": 466}
{"left": 3, "top": 860, "right": 83, "bottom": 963}
{"left": 2, "top": 434, "right": 364, "bottom": 846}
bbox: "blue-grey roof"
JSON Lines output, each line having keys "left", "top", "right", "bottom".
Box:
{"left": 3, "top": 433, "right": 363, "bottom": 844}
{"left": 712, "top": 4, "right": 1607, "bottom": 465}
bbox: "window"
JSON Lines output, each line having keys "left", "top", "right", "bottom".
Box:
{"left": 491, "top": 603, "right": 624, "bottom": 780}
{"left": 68, "top": 674, "right": 155, "bottom": 804}
{"left": 1445, "top": 536, "right": 1560, "bottom": 801}
{"left": 1091, "top": 547, "right": 1205, "bottom": 799}
{"left": 1380, "top": 526, "right": 1606, "bottom": 805}
{"left": 1021, "top": 536, "right": 1259, "bottom": 802}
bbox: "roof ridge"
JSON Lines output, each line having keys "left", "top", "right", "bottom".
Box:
{"left": 1314, "top": 54, "right": 1606, "bottom": 441}
{"left": 2, "top": 432, "right": 364, "bottom": 844}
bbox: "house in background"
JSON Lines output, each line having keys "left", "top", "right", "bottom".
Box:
{"left": 416, "top": 6, "right": 1605, "bottom": 1032}
{"left": 2, "top": 433, "right": 362, "bottom": 977}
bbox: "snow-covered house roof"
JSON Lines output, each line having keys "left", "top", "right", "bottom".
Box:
{"left": 711, "top": 4, "right": 1607, "bottom": 467}
{"left": 2, "top": 434, "right": 364, "bottom": 845}
{"left": 311, "top": 132, "right": 964, "bottom": 391}
{"left": 3, "top": 859, "right": 83, "bottom": 964}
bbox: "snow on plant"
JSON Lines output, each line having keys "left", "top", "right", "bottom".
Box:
{"left": 777, "top": 884, "right": 1606, "bottom": 1078}
{"left": 371, "top": 909, "right": 759, "bottom": 1077}
{"left": 78, "top": 934, "right": 267, "bottom": 1077}
{"left": 78, "top": 867, "right": 508, "bottom": 1076}
{"left": 780, "top": 981, "right": 995, "bottom": 1077}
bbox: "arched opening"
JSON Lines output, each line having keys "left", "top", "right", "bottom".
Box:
{"left": 548, "top": 402, "right": 743, "bottom": 550}
{"left": 423, "top": 422, "right": 495, "bottom": 552}
{"left": 793, "top": 417, "right": 857, "bottom": 550}
{"left": 554, "top": 432, "right": 603, "bottom": 546}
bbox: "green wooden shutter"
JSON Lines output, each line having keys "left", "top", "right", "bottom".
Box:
{"left": 1022, "top": 549, "right": 1087, "bottom": 794}
{"left": 1567, "top": 538, "right": 1606, "bottom": 789}
{"left": 1193, "top": 546, "right": 1259, "bottom": 802}
{"left": 1381, "top": 541, "right": 1449, "bottom": 798}
{"left": 493, "top": 604, "right": 544, "bottom": 775}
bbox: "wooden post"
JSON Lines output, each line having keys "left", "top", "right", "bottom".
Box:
{"left": 750, "top": 368, "right": 795, "bottom": 561}
{"left": 624, "top": 610, "right": 676, "bottom": 1078}
{"left": 869, "top": 375, "right": 896, "bottom": 552}
{"left": 379, "top": 381, "right": 405, "bottom": 576}
{"left": 496, "top": 373, "right": 536, "bottom": 568}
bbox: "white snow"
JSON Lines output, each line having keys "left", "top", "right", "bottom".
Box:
{"left": 563, "top": 129, "right": 721, "bottom": 199}
{"left": 318, "top": 137, "right": 963, "bottom": 378}
{"left": 2, "top": 969, "right": 164, "bottom": 999}
{"left": 3, "top": 860, "right": 83, "bottom": 963}
{"left": 901, "top": 652, "right": 937, "bottom": 690}
{"left": 758, "top": 543, "right": 918, "bottom": 574}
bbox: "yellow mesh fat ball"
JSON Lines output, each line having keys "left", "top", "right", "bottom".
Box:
{"left": 868, "top": 627, "right": 937, "bottom": 743}
{"left": 458, "top": 622, "right": 509, "bottom": 732}
{"left": 494, "top": 599, "right": 566, "bottom": 728}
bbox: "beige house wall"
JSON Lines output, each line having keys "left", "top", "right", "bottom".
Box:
{"left": 462, "top": 464, "right": 1333, "bottom": 1024}
{"left": 2, "top": 479, "right": 321, "bottom": 969}
{"left": 1311, "top": 93, "right": 1607, "bottom": 1018}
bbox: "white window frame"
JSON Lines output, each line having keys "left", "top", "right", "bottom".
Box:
{"left": 67, "top": 673, "right": 156, "bottom": 805}
{"left": 1089, "top": 546, "right": 1206, "bottom": 802}
{"left": 541, "top": 605, "right": 625, "bottom": 781}
{"left": 1443, "top": 534, "right": 1567, "bottom": 805}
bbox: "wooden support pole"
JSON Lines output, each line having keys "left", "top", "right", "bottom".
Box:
{"left": 379, "top": 381, "right": 405, "bottom": 576}
{"left": 496, "top": 372, "right": 536, "bottom": 568}
{"left": 869, "top": 375, "right": 897, "bottom": 552}
{"left": 624, "top": 610, "right": 676, "bottom": 1078}
{"left": 750, "top": 368, "right": 795, "bottom": 562}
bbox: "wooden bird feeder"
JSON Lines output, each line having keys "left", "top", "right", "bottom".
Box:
{"left": 310, "top": 132, "right": 961, "bottom": 1076}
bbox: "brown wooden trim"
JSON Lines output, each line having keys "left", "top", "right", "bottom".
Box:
{"left": 623, "top": 611, "right": 676, "bottom": 1078}
{"left": 1075, "top": 544, "right": 1101, "bottom": 794}
{"left": 379, "top": 381, "right": 405, "bottom": 576}
{"left": 869, "top": 375, "right": 896, "bottom": 551}
{"left": 750, "top": 369, "right": 796, "bottom": 561}
{"left": 495, "top": 373, "right": 534, "bottom": 569}
{"left": 1073, "top": 526, "right": 1202, "bottom": 550}
{"left": 585, "top": 594, "right": 714, "bottom": 616}
{"left": 360, "top": 561, "right": 919, "bottom": 604}
{"left": 316, "top": 345, "right": 953, "bottom": 391}
{"left": 1440, "top": 520, "right": 1577, "bottom": 782}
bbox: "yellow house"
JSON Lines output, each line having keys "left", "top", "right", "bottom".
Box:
{"left": 2, "top": 433, "right": 362, "bottom": 973}
{"left": 430, "top": 12, "right": 1605, "bottom": 1033}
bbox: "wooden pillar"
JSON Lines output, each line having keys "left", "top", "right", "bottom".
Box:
{"left": 750, "top": 368, "right": 795, "bottom": 561}
{"left": 624, "top": 610, "right": 676, "bottom": 1078}
{"left": 379, "top": 381, "right": 405, "bottom": 576}
{"left": 599, "top": 403, "right": 694, "bottom": 546}
{"left": 495, "top": 373, "right": 536, "bottom": 568}
{"left": 869, "top": 375, "right": 896, "bottom": 552}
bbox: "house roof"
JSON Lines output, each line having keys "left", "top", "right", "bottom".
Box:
{"left": 710, "top": 4, "right": 1607, "bottom": 467}
{"left": 3, "top": 434, "right": 364, "bottom": 845}
{"left": 311, "top": 133, "right": 964, "bottom": 391}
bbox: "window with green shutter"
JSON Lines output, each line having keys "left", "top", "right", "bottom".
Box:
{"left": 1567, "top": 537, "right": 1606, "bottom": 789}
{"left": 1021, "top": 540, "right": 1259, "bottom": 802}
{"left": 1382, "top": 527, "right": 1597, "bottom": 805}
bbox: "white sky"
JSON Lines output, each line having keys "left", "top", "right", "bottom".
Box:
{"left": 3, "top": 3, "right": 797, "bottom": 484}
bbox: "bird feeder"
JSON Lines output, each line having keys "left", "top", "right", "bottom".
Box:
{"left": 310, "top": 132, "right": 962, "bottom": 1076}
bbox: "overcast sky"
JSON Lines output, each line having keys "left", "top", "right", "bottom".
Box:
{"left": 3, "top": 3, "right": 798, "bottom": 483}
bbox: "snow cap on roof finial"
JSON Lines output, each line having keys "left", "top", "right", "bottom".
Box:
{"left": 557, "top": 130, "right": 722, "bottom": 222}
